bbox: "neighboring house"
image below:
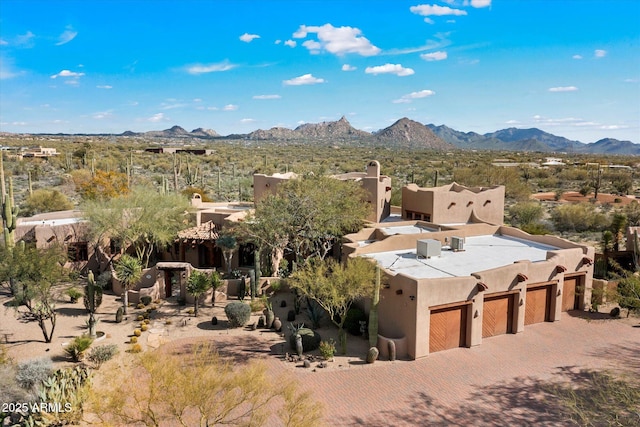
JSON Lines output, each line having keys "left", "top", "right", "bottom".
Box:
{"left": 343, "top": 181, "right": 594, "bottom": 360}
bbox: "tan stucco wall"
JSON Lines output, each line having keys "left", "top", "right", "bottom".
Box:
{"left": 402, "top": 183, "right": 505, "bottom": 225}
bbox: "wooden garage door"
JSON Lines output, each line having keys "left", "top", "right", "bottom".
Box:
{"left": 429, "top": 304, "right": 468, "bottom": 353}
{"left": 562, "top": 277, "right": 579, "bottom": 311}
{"left": 483, "top": 294, "right": 514, "bottom": 338}
{"left": 525, "top": 285, "right": 552, "bottom": 325}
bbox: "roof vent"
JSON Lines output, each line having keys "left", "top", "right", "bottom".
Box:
{"left": 451, "top": 236, "right": 464, "bottom": 251}
{"left": 417, "top": 239, "right": 441, "bottom": 259}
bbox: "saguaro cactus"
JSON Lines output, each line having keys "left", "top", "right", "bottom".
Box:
{"left": 84, "top": 271, "right": 103, "bottom": 339}
{"left": 368, "top": 265, "right": 381, "bottom": 348}
{"left": 1, "top": 153, "right": 17, "bottom": 249}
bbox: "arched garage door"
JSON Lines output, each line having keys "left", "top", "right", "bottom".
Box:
{"left": 483, "top": 293, "right": 515, "bottom": 338}
{"left": 429, "top": 303, "right": 468, "bottom": 353}
{"left": 525, "top": 284, "right": 552, "bottom": 325}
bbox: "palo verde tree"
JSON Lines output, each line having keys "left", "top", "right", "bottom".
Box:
{"left": 0, "top": 244, "right": 68, "bottom": 343}
{"left": 89, "top": 342, "right": 324, "bottom": 427}
{"left": 83, "top": 185, "right": 192, "bottom": 268}
{"left": 185, "top": 270, "right": 212, "bottom": 317}
{"left": 288, "top": 256, "right": 377, "bottom": 354}
{"left": 114, "top": 254, "right": 142, "bottom": 315}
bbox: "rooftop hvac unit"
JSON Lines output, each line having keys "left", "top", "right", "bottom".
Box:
{"left": 451, "top": 236, "right": 464, "bottom": 251}
{"left": 417, "top": 239, "right": 441, "bottom": 259}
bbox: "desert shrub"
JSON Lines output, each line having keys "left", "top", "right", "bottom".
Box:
{"left": 20, "top": 188, "right": 74, "bottom": 217}
{"left": 521, "top": 222, "right": 551, "bottom": 235}
{"left": 97, "top": 271, "right": 113, "bottom": 290}
{"left": 550, "top": 203, "right": 608, "bottom": 232}
{"left": 344, "top": 307, "right": 367, "bottom": 336}
{"left": 224, "top": 302, "right": 251, "bottom": 327}
{"left": 88, "top": 344, "right": 119, "bottom": 366}
{"left": 0, "top": 343, "right": 12, "bottom": 365}
{"left": 64, "top": 336, "right": 94, "bottom": 362}
{"left": 319, "top": 339, "right": 336, "bottom": 360}
{"left": 66, "top": 287, "right": 83, "bottom": 302}
{"left": 305, "top": 299, "right": 324, "bottom": 329}
{"left": 249, "top": 298, "right": 265, "bottom": 312}
{"left": 288, "top": 328, "right": 322, "bottom": 352}
{"left": 15, "top": 358, "right": 52, "bottom": 389}
{"left": 509, "top": 201, "right": 544, "bottom": 227}
{"left": 140, "top": 296, "right": 152, "bottom": 306}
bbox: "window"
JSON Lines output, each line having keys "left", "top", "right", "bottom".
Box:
{"left": 68, "top": 242, "right": 89, "bottom": 262}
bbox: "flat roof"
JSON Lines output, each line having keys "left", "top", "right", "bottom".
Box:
{"left": 19, "top": 217, "right": 84, "bottom": 226}
{"left": 361, "top": 234, "right": 558, "bottom": 279}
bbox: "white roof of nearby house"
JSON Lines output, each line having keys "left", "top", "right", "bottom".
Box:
{"left": 379, "top": 224, "right": 438, "bottom": 235}
{"left": 361, "top": 234, "right": 558, "bottom": 279}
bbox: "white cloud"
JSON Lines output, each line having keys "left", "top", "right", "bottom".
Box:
{"left": 572, "top": 54, "right": 583, "bottom": 60}
{"left": 594, "top": 49, "right": 607, "bottom": 58}
{"left": 423, "top": 17, "right": 435, "bottom": 24}
{"left": 186, "top": 61, "right": 236, "bottom": 74}
{"left": 470, "top": 0, "right": 492, "bottom": 8}
{"left": 410, "top": 4, "right": 467, "bottom": 17}
{"left": 239, "top": 33, "right": 260, "bottom": 43}
{"left": 0, "top": 39, "right": 7, "bottom": 46}
{"left": 96, "top": 85, "right": 112, "bottom": 89}
{"left": 50, "top": 69, "right": 85, "bottom": 79}
{"left": 505, "top": 120, "right": 520, "bottom": 124}
{"left": 92, "top": 111, "right": 113, "bottom": 119}
{"left": 420, "top": 51, "right": 447, "bottom": 61}
{"left": 365, "top": 63, "right": 414, "bottom": 76}
{"left": 15, "top": 31, "right": 35, "bottom": 47}
{"left": 253, "top": 94, "right": 281, "bottom": 100}
{"left": 341, "top": 64, "right": 356, "bottom": 71}
{"left": 56, "top": 26, "right": 77, "bottom": 45}
{"left": 548, "top": 86, "right": 578, "bottom": 92}
{"left": 223, "top": 104, "right": 238, "bottom": 111}
{"left": 404, "top": 89, "right": 436, "bottom": 99}
{"left": 284, "top": 40, "right": 296, "bottom": 48}
{"left": 293, "top": 24, "right": 380, "bottom": 56}
{"left": 283, "top": 73, "right": 326, "bottom": 85}
{"left": 393, "top": 89, "right": 435, "bottom": 103}
{"left": 147, "top": 113, "right": 167, "bottom": 123}
{"left": 240, "top": 118, "right": 256, "bottom": 123}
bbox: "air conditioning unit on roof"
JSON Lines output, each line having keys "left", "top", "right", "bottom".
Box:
{"left": 451, "top": 236, "right": 464, "bottom": 251}
{"left": 417, "top": 239, "right": 441, "bottom": 258}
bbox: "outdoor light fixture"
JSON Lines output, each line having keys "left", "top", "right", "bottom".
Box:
{"left": 519, "top": 298, "right": 524, "bottom": 306}
{"left": 557, "top": 289, "right": 562, "bottom": 296}
{"left": 409, "top": 295, "right": 415, "bottom": 301}
{"left": 474, "top": 310, "right": 479, "bottom": 318}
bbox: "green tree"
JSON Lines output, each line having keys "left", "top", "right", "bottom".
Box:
{"left": 609, "top": 213, "right": 627, "bottom": 251}
{"left": 83, "top": 186, "right": 192, "bottom": 267}
{"left": 215, "top": 233, "right": 237, "bottom": 276}
{"left": 89, "top": 342, "right": 323, "bottom": 426}
{"left": 0, "top": 245, "right": 68, "bottom": 343}
{"left": 185, "top": 270, "right": 212, "bottom": 317}
{"left": 288, "top": 257, "right": 376, "bottom": 354}
{"left": 550, "top": 203, "right": 608, "bottom": 233}
{"left": 616, "top": 275, "right": 640, "bottom": 317}
{"left": 114, "top": 254, "right": 142, "bottom": 315}
{"left": 20, "top": 188, "right": 74, "bottom": 217}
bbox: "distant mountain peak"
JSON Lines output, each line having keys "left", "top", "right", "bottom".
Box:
{"left": 375, "top": 118, "right": 452, "bottom": 150}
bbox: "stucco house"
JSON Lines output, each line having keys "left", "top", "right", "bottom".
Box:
{"left": 344, "top": 182, "right": 594, "bottom": 360}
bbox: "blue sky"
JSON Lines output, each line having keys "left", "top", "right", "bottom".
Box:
{"left": 1, "top": 0, "right": 639, "bottom": 143}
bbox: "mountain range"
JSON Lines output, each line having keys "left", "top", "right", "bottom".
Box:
{"left": 24, "top": 117, "right": 640, "bottom": 155}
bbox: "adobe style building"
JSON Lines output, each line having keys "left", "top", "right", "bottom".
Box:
{"left": 344, "top": 182, "right": 594, "bottom": 360}
{"left": 254, "top": 160, "right": 392, "bottom": 223}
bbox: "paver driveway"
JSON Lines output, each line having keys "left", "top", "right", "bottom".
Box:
{"left": 167, "top": 313, "right": 638, "bottom": 426}
{"left": 290, "top": 314, "right": 639, "bottom": 426}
